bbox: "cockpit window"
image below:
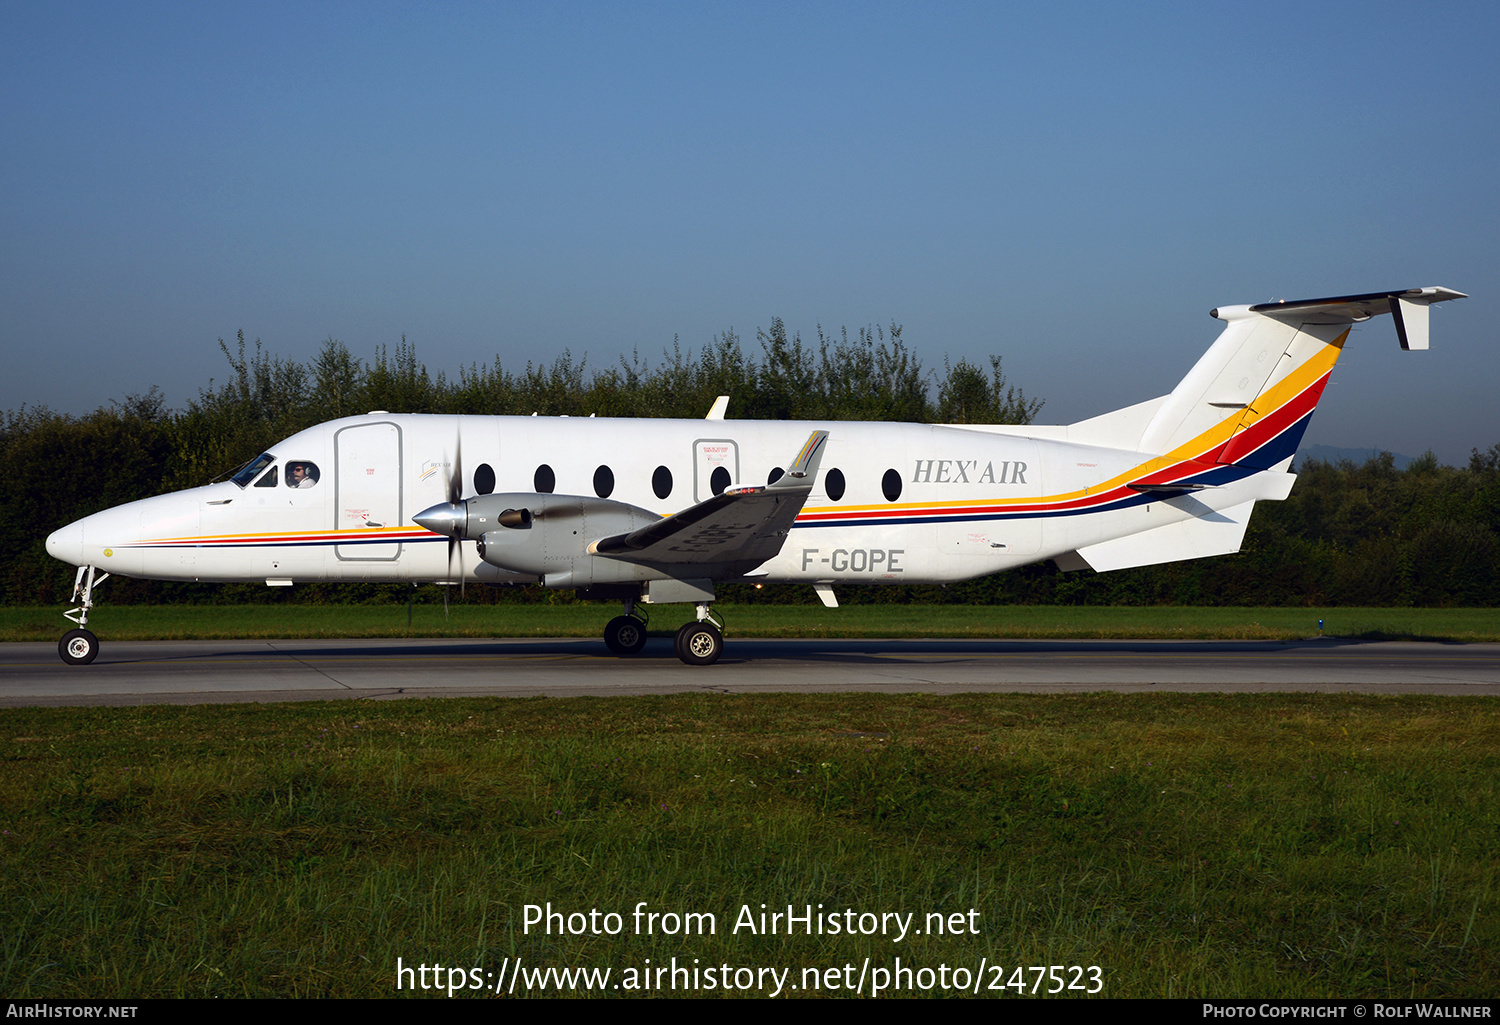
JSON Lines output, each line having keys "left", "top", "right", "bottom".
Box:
{"left": 285, "top": 461, "right": 320, "bottom": 488}
{"left": 231, "top": 453, "right": 276, "bottom": 489}
{"left": 254, "top": 465, "right": 279, "bottom": 488}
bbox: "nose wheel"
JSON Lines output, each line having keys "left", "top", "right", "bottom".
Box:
{"left": 59, "top": 628, "right": 99, "bottom": 666}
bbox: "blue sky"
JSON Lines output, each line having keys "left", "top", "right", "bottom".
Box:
{"left": 3, "top": 1, "right": 1496, "bottom": 464}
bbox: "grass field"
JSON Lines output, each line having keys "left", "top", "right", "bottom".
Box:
{"left": 4, "top": 603, "right": 1500, "bottom": 642}
{"left": 1, "top": 692, "right": 1496, "bottom": 998}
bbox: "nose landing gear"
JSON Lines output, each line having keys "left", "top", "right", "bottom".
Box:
{"left": 58, "top": 565, "right": 109, "bottom": 665}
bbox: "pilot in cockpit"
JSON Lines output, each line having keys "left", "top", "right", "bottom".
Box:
{"left": 286, "top": 462, "right": 320, "bottom": 488}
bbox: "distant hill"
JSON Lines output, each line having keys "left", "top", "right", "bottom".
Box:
{"left": 1296, "top": 444, "right": 1415, "bottom": 470}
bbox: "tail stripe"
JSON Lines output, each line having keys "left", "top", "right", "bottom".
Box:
{"left": 796, "top": 332, "right": 1345, "bottom": 528}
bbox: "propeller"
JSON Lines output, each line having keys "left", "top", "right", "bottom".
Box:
{"left": 446, "top": 428, "right": 464, "bottom": 605}
{"left": 412, "top": 425, "right": 467, "bottom": 616}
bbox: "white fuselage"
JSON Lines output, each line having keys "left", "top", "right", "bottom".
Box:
{"left": 46, "top": 412, "right": 1228, "bottom": 591}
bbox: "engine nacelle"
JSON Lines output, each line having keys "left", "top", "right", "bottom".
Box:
{"left": 467, "top": 492, "right": 662, "bottom": 588}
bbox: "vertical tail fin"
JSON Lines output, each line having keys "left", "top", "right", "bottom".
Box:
{"left": 1137, "top": 288, "right": 1465, "bottom": 468}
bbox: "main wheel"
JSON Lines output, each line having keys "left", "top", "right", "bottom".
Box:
{"left": 59, "top": 628, "right": 99, "bottom": 666}
{"left": 603, "top": 615, "right": 648, "bottom": 655}
{"left": 674, "top": 621, "right": 723, "bottom": 666}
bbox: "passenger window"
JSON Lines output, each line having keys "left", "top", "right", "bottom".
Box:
{"left": 474, "top": 463, "right": 495, "bottom": 495}
{"left": 535, "top": 465, "right": 556, "bottom": 493}
{"left": 652, "top": 465, "right": 673, "bottom": 500}
{"left": 285, "top": 462, "right": 320, "bottom": 489}
{"left": 767, "top": 467, "right": 785, "bottom": 485}
{"left": 882, "top": 468, "right": 902, "bottom": 502}
{"left": 254, "top": 465, "right": 279, "bottom": 488}
{"left": 594, "top": 465, "right": 615, "bottom": 499}
{"left": 824, "top": 468, "right": 846, "bottom": 501}
{"left": 710, "top": 466, "right": 731, "bottom": 496}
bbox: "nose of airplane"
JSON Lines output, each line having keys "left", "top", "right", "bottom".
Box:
{"left": 46, "top": 520, "right": 85, "bottom": 567}
{"left": 43, "top": 492, "right": 192, "bottom": 579}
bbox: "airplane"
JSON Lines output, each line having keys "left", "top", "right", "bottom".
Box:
{"left": 44, "top": 286, "right": 1465, "bottom": 667}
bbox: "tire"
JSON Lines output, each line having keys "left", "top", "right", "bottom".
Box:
{"left": 675, "top": 621, "right": 723, "bottom": 666}
{"left": 59, "top": 628, "right": 99, "bottom": 666}
{"left": 604, "top": 615, "right": 648, "bottom": 655}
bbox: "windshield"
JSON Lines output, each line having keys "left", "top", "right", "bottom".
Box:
{"left": 230, "top": 453, "right": 276, "bottom": 489}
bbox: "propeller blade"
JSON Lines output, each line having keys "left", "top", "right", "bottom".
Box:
{"left": 448, "top": 426, "right": 465, "bottom": 596}
{"left": 448, "top": 430, "right": 463, "bottom": 505}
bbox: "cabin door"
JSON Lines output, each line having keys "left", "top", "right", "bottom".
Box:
{"left": 335, "top": 422, "right": 403, "bottom": 561}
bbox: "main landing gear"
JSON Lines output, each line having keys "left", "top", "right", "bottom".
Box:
{"left": 674, "top": 616, "right": 723, "bottom": 666}
{"left": 58, "top": 565, "right": 109, "bottom": 665}
{"left": 601, "top": 600, "right": 725, "bottom": 666}
{"left": 603, "top": 607, "right": 649, "bottom": 655}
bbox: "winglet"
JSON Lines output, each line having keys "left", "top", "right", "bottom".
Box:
{"left": 773, "top": 430, "right": 829, "bottom": 487}
{"left": 705, "top": 396, "right": 730, "bottom": 420}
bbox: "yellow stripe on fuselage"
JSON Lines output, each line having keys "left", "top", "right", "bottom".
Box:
{"left": 801, "top": 330, "right": 1348, "bottom": 518}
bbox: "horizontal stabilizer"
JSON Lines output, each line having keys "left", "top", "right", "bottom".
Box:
{"left": 1245, "top": 287, "right": 1467, "bottom": 344}
{"left": 1241, "top": 287, "right": 1466, "bottom": 352}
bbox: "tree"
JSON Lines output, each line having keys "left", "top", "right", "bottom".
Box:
{"left": 936, "top": 355, "right": 1041, "bottom": 424}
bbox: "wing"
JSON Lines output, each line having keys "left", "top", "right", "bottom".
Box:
{"left": 589, "top": 431, "right": 828, "bottom": 567}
